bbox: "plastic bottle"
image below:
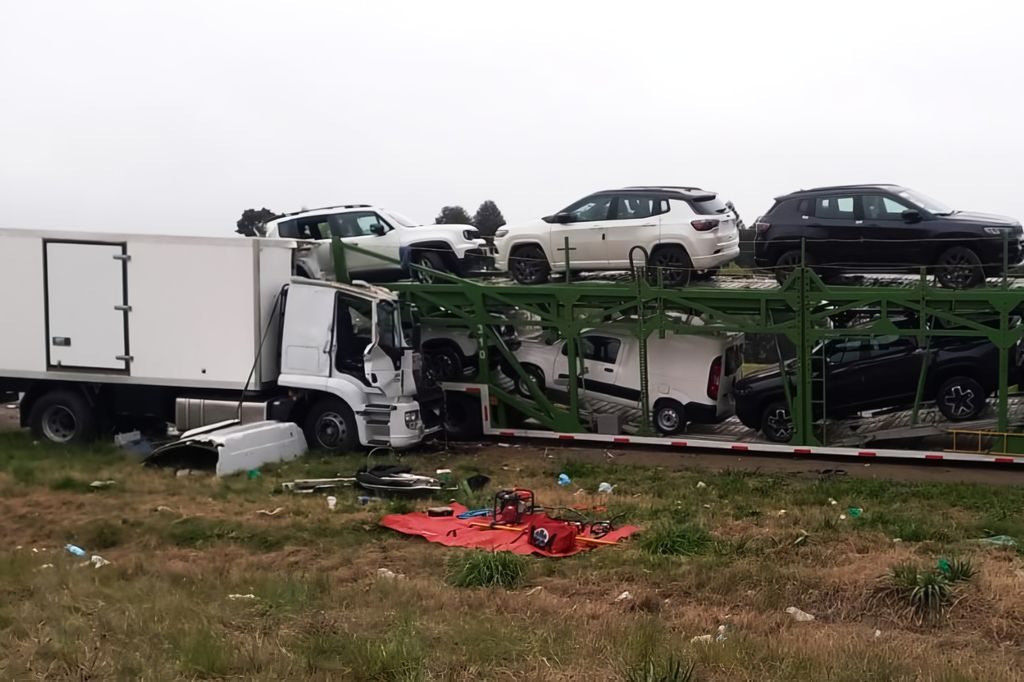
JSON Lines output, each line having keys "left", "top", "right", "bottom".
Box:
{"left": 65, "top": 544, "right": 87, "bottom": 557}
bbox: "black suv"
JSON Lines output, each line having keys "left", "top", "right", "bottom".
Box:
{"left": 754, "top": 184, "right": 1023, "bottom": 288}
{"left": 733, "top": 320, "right": 1021, "bottom": 442}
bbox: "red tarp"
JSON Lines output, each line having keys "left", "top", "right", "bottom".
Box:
{"left": 379, "top": 503, "right": 639, "bottom": 557}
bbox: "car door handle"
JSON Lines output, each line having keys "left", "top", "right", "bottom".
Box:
{"left": 638, "top": 223, "right": 656, "bottom": 227}
{"left": 603, "top": 367, "right": 613, "bottom": 373}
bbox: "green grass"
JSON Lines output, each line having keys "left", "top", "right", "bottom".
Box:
{"left": 447, "top": 550, "right": 529, "bottom": 588}
{"left": 640, "top": 520, "right": 712, "bottom": 557}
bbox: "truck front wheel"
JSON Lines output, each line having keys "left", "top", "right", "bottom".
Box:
{"left": 304, "top": 398, "right": 358, "bottom": 453}
{"left": 29, "top": 389, "right": 97, "bottom": 445}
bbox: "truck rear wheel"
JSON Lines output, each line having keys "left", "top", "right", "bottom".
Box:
{"left": 760, "top": 400, "right": 793, "bottom": 443}
{"left": 304, "top": 398, "right": 358, "bottom": 453}
{"left": 653, "top": 399, "right": 686, "bottom": 435}
{"left": 29, "top": 389, "right": 97, "bottom": 445}
{"left": 936, "top": 376, "right": 986, "bottom": 421}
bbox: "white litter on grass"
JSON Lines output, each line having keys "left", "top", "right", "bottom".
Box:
{"left": 256, "top": 507, "right": 285, "bottom": 516}
{"left": 377, "top": 568, "right": 406, "bottom": 580}
{"left": 696, "top": 481, "right": 708, "bottom": 489}
{"left": 828, "top": 498, "right": 838, "bottom": 506}
{"left": 89, "top": 555, "right": 111, "bottom": 568}
{"left": 326, "top": 496, "right": 337, "bottom": 511}
{"left": 785, "top": 606, "right": 815, "bottom": 622}
{"left": 874, "top": 629, "right": 882, "bottom": 638}
{"left": 39, "top": 563, "right": 54, "bottom": 570}
{"left": 690, "top": 634, "right": 713, "bottom": 643}
{"left": 615, "top": 591, "right": 633, "bottom": 602}
{"left": 777, "top": 509, "right": 787, "bottom": 517}
{"left": 525, "top": 586, "right": 544, "bottom": 596}
{"left": 839, "top": 514, "right": 848, "bottom": 521}
{"left": 89, "top": 480, "right": 116, "bottom": 489}
{"left": 228, "top": 593, "right": 257, "bottom": 600}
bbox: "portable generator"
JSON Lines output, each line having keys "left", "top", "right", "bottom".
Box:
{"left": 493, "top": 489, "right": 535, "bottom": 525}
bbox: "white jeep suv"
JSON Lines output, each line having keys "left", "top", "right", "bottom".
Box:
{"left": 264, "top": 204, "right": 494, "bottom": 282}
{"left": 493, "top": 187, "right": 740, "bottom": 285}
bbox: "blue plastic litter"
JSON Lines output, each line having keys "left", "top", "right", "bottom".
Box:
{"left": 457, "top": 508, "right": 491, "bottom": 519}
{"left": 557, "top": 473, "right": 571, "bottom": 486}
{"left": 65, "top": 544, "right": 87, "bottom": 557}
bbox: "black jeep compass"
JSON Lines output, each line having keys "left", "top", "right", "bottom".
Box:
{"left": 753, "top": 184, "right": 1023, "bottom": 288}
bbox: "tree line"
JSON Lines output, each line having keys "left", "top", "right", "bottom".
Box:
{"left": 235, "top": 201, "right": 506, "bottom": 237}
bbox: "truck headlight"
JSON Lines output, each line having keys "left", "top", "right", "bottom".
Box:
{"left": 405, "top": 410, "right": 420, "bottom": 429}
{"left": 494, "top": 229, "right": 509, "bottom": 239}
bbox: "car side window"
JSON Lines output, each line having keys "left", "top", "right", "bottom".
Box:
{"left": 814, "top": 196, "right": 855, "bottom": 220}
{"left": 581, "top": 335, "right": 622, "bottom": 363}
{"left": 827, "top": 339, "right": 864, "bottom": 365}
{"left": 562, "top": 196, "right": 613, "bottom": 223}
{"left": 612, "top": 196, "right": 669, "bottom": 221}
{"left": 862, "top": 195, "right": 913, "bottom": 221}
{"left": 866, "top": 335, "right": 915, "bottom": 358}
{"left": 329, "top": 211, "right": 391, "bottom": 238}
{"left": 276, "top": 219, "right": 299, "bottom": 238}
{"left": 296, "top": 217, "right": 330, "bottom": 240}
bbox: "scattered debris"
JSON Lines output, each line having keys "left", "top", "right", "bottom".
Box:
{"left": 65, "top": 544, "right": 87, "bottom": 558}
{"left": 839, "top": 514, "right": 848, "bottom": 521}
{"left": 874, "top": 629, "right": 882, "bottom": 638}
{"left": 358, "top": 496, "right": 379, "bottom": 506}
{"left": 690, "top": 634, "right": 714, "bottom": 644}
{"left": 696, "top": 481, "right": 708, "bottom": 489}
{"left": 155, "top": 505, "right": 178, "bottom": 514}
{"left": 598, "top": 482, "right": 615, "bottom": 494}
{"left": 716, "top": 625, "right": 728, "bottom": 642}
{"left": 326, "top": 496, "right": 338, "bottom": 511}
{"left": 573, "top": 488, "right": 586, "bottom": 496}
{"left": 175, "top": 469, "right": 204, "bottom": 478}
{"left": 690, "top": 625, "right": 728, "bottom": 644}
{"left": 604, "top": 450, "right": 615, "bottom": 460}
{"left": 228, "top": 593, "right": 257, "bottom": 600}
{"left": 828, "top": 497, "right": 838, "bottom": 506}
{"left": 785, "top": 606, "right": 815, "bottom": 622}
{"left": 497, "top": 443, "right": 512, "bottom": 448}
{"left": 427, "top": 506, "right": 454, "bottom": 517}
{"left": 281, "top": 477, "right": 356, "bottom": 493}
{"left": 525, "top": 586, "right": 544, "bottom": 596}
{"left": 702, "top": 503, "right": 712, "bottom": 509}
{"left": 466, "top": 474, "right": 490, "bottom": 491}
{"left": 376, "top": 568, "right": 406, "bottom": 580}
{"left": 793, "top": 531, "right": 809, "bottom": 546}
{"left": 89, "top": 555, "right": 111, "bottom": 569}
{"left": 776, "top": 509, "right": 787, "bottom": 517}
{"left": 247, "top": 469, "right": 262, "bottom": 480}
{"left": 557, "top": 473, "right": 571, "bottom": 486}
{"left": 615, "top": 591, "right": 633, "bottom": 602}
{"left": 89, "top": 480, "right": 116, "bottom": 489}
{"left": 978, "top": 535, "right": 1017, "bottom": 547}
{"left": 893, "top": 538, "right": 903, "bottom": 543}
{"left": 847, "top": 507, "right": 864, "bottom": 518}
{"left": 256, "top": 507, "right": 285, "bottom": 517}
{"left": 146, "top": 421, "right": 307, "bottom": 476}
{"left": 39, "top": 564, "right": 54, "bottom": 570}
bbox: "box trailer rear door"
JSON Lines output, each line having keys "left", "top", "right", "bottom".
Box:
{"left": 45, "top": 241, "right": 130, "bottom": 372}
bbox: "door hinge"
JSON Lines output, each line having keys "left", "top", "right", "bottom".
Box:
{"left": 114, "top": 305, "right": 132, "bottom": 312}
{"left": 116, "top": 354, "right": 134, "bottom": 363}
{"left": 113, "top": 254, "right": 131, "bottom": 262}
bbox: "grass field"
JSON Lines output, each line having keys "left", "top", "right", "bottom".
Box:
{"left": 2, "top": 428, "right": 1024, "bottom": 680}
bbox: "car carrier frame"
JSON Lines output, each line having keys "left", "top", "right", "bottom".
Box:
{"left": 336, "top": 237, "right": 1024, "bottom": 465}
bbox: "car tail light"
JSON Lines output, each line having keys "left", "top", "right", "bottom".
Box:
{"left": 691, "top": 219, "right": 720, "bottom": 231}
{"left": 707, "top": 356, "right": 722, "bottom": 400}
{"left": 755, "top": 220, "right": 771, "bottom": 234}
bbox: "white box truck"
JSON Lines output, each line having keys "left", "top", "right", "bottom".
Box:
{"left": 0, "top": 228, "right": 441, "bottom": 450}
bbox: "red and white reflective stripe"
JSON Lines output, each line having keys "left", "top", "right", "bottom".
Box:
{"left": 924, "top": 454, "right": 944, "bottom": 460}
{"left": 995, "top": 457, "right": 1015, "bottom": 463}
{"left": 613, "top": 437, "right": 630, "bottom": 444}
{"left": 731, "top": 444, "right": 748, "bottom": 451}
{"left": 858, "top": 451, "right": 877, "bottom": 457}
{"left": 465, "top": 386, "right": 481, "bottom": 394}
{"left": 793, "top": 448, "right": 812, "bottom": 454}
{"left": 671, "top": 441, "right": 687, "bottom": 447}
{"left": 558, "top": 434, "right": 575, "bottom": 440}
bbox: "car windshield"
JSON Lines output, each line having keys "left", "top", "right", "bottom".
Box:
{"left": 897, "top": 188, "right": 954, "bottom": 216}
{"left": 382, "top": 210, "right": 418, "bottom": 228}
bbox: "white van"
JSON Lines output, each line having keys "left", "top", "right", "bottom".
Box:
{"left": 504, "top": 323, "right": 743, "bottom": 434}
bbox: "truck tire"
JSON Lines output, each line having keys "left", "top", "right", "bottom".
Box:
{"left": 304, "top": 398, "right": 358, "bottom": 453}
{"left": 760, "top": 400, "right": 794, "bottom": 443}
{"left": 936, "top": 376, "right": 986, "bottom": 421}
{"left": 648, "top": 246, "right": 693, "bottom": 287}
{"left": 29, "top": 389, "right": 97, "bottom": 445}
{"left": 411, "top": 250, "right": 451, "bottom": 283}
{"left": 509, "top": 245, "right": 550, "bottom": 284}
{"left": 653, "top": 399, "right": 686, "bottom": 435}
{"left": 935, "top": 246, "right": 984, "bottom": 289}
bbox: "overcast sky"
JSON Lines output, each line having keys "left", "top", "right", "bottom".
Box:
{"left": 2, "top": 0, "right": 1022, "bottom": 235}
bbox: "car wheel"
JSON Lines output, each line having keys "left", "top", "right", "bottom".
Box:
{"left": 29, "top": 389, "right": 98, "bottom": 445}
{"left": 760, "top": 400, "right": 794, "bottom": 443}
{"left": 653, "top": 399, "right": 686, "bottom": 436}
{"left": 649, "top": 246, "right": 693, "bottom": 286}
{"left": 304, "top": 398, "right": 358, "bottom": 453}
{"left": 412, "top": 250, "right": 451, "bottom": 283}
{"left": 936, "top": 376, "right": 986, "bottom": 421}
{"left": 509, "top": 245, "right": 550, "bottom": 284}
{"left": 425, "top": 344, "right": 464, "bottom": 381}
{"left": 773, "top": 250, "right": 816, "bottom": 284}
{"left": 514, "top": 365, "right": 545, "bottom": 398}
{"left": 935, "top": 246, "right": 984, "bottom": 289}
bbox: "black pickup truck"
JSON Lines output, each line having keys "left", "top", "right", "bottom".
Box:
{"left": 734, "top": 323, "right": 1022, "bottom": 442}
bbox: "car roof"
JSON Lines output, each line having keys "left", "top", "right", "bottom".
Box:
{"left": 591, "top": 186, "right": 718, "bottom": 201}
{"left": 776, "top": 184, "right": 904, "bottom": 200}
{"left": 268, "top": 204, "right": 376, "bottom": 222}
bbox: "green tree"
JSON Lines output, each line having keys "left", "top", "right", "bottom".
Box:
{"left": 435, "top": 205, "right": 473, "bottom": 225}
{"left": 235, "top": 207, "right": 278, "bottom": 237}
{"left": 472, "top": 200, "right": 506, "bottom": 236}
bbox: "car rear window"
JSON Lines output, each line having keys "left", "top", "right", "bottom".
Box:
{"left": 276, "top": 219, "right": 298, "bottom": 238}
{"left": 689, "top": 195, "right": 730, "bottom": 215}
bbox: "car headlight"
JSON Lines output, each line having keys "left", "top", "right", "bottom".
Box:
{"left": 985, "top": 227, "right": 1010, "bottom": 235}
{"left": 463, "top": 229, "right": 480, "bottom": 240}
{"left": 405, "top": 410, "right": 420, "bottom": 429}
{"left": 494, "top": 229, "right": 509, "bottom": 239}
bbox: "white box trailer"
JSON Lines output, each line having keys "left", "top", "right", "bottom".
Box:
{"left": 0, "top": 228, "right": 439, "bottom": 451}
{"left": 0, "top": 229, "right": 290, "bottom": 390}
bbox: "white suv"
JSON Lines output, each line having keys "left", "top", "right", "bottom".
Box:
{"left": 493, "top": 187, "right": 740, "bottom": 285}
{"left": 264, "top": 204, "right": 494, "bottom": 282}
